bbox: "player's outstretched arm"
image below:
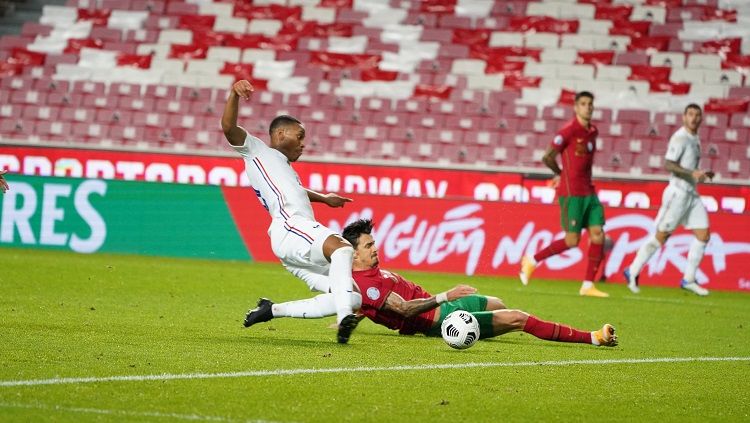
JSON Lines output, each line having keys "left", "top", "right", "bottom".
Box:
{"left": 0, "top": 169, "right": 8, "bottom": 193}
{"left": 382, "top": 285, "right": 476, "bottom": 318}
{"left": 221, "top": 80, "right": 252, "bottom": 146}
{"left": 305, "top": 189, "right": 353, "bottom": 208}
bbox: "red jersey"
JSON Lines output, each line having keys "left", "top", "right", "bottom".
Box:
{"left": 551, "top": 117, "right": 598, "bottom": 196}
{"left": 352, "top": 266, "right": 436, "bottom": 335}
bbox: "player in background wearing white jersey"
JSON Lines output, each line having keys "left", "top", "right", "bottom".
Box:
{"left": 624, "top": 104, "right": 714, "bottom": 296}
{"left": 222, "top": 79, "right": 362, "bottom": 343}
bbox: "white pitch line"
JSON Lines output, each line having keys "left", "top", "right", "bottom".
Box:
{"left": 1, "top": 356, "right": 748, "bottom": 388}
{"left": 0, "top": 401, "right": 286, "bottom": 423}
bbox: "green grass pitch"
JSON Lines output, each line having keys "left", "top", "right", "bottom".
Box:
{"left": 1, "top": 247, "right": 749, "bottom": 422}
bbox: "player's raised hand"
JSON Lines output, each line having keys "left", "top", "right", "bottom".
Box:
{"left": 0, "top": 169, "right": 9, "bottom": 193}
{"left": 446, "top": 284, "right": 477, "bottom": 301}
{"left": 322, "top": 193, "right": 353, "bottom": 208}
{"left": 232, "top": 80, "right": 254, "bottom": 100}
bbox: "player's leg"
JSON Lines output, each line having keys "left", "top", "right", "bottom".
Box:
{"left": 320, "top": 234, "right": 359, "bottom": 342}
{"left": 680, "top": 197, "right": 710, "bottom": 296}
{"left": 243, "top": 264, "right": 362, "bottom": 326}
{"left": 249, "top": 220, "right": 359, "bottom": 340}
{"left": 625, "top": 229, "right": 670, "bottom": 293}
{"left": 519, "top": 196, "right": 579, "bottom": 285}
{"left": 626, "top": 186, "right": 685, "bottom": 293}
{"left": 243, "top": 292, "right": 364, "bottom": 328}
{"left": 487, "top": 310, "right": 617, "bottom": 346}
{"left": 573, "top": 195, "right": 607, "bottom": 297}
{"left": 484, "top": 295, "right": 507, "bottom": 311}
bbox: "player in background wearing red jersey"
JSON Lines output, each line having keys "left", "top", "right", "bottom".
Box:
{"left": 342, "top": 219, "right": 617, "bottom": 347}
{"left": 519, "top": 91, "right": 610, "bottom": 297}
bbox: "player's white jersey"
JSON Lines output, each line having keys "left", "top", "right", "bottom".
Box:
{"left": 232, "top": 133, "right": 314, "bottom": 223}
{"left": 665, "top": 126, "right": 701, "bottom": 192}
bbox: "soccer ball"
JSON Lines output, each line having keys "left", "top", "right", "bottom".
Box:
{"left": 440, "top": 310, "right": 480, "bottom": 350}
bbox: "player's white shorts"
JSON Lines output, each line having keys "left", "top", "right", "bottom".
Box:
{"left": 655, "top": 184, "right": 709, "bottom": 232}
{"left": 269, "top": 215, "right": 337, "bottom": 292}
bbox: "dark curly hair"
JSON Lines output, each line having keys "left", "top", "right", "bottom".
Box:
{"left": 342, "top": 219, "right": 374, "bottom": 249}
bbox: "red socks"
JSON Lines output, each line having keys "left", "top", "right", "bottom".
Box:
{"left": 533, "top": 239, "right": 570, "bottom": 262}
{"left": 585, "top": 242, "right": 604, "bottom": 282}
{"left": 523, "top": 315, "right": 591, "bottom": 344}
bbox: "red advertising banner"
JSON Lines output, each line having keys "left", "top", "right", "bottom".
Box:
{"left": 1, "top": 145, "right": 748, "bottom": 214}
{"left": 223, "top": 190, "right": 750, "bottom": 292}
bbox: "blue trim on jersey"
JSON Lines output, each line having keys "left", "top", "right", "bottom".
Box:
{"left": 252, "top": 157, "right": 291, "bottom": 220}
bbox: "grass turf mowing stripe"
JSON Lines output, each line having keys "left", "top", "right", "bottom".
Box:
{"left": 0, "top": 402, "right": 288, "bottom": 423}
{"left": 2, "top": 356, "right": 748, "bottom": 388}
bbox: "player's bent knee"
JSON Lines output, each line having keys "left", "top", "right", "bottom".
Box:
{"left": 486, "top": 297, "right": 506, "bottom": 310}
{"left": 565, "top": 236, "right": 580, "bottom": 247}
{"left": 656, "top": 231, "right": 671, "bottom": 244}
{"left": 493, "top": 309, "right": 527, "bottom": 331}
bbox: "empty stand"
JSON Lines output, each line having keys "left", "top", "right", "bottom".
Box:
{"left": 0, "top": 0, "right": 747, "bottom": 182}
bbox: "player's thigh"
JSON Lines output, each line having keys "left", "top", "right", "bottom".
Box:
{"left": 655, "top": 186, "right": 690, "bottom": 233}
{"left": 684, "top": 194, "right": 710, "bottom": 231}
{"left": 445, "top": 295, "right": 488, "bottom": 314}
{"left": 583, "top": 194, "right": 605, "bottom": 229}
{"left": 559, "top": 196, "right": 585, "bottom": 234}
{"left": 274, "top": 217, "right": 337, "bottom": 268}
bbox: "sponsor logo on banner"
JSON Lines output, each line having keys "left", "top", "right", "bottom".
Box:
{"left": 221, "top": 194, "right": 747, "bottom": 291}
{"left": 318, "top": 205, "right": 750, "bottom": 285}
{"left": 2, "top": 145, "right": 748, "bottom": 212}
{"left": 0, "top": 180, "right": 107, "bottom": 253}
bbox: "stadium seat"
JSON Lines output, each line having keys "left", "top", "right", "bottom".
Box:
{"left": 0, "top": 0, "right": 745, "bottom": 180}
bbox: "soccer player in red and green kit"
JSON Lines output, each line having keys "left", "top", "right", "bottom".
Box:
{"left": 519, "top": 91, "right": 609, "bottom": 297}
{"left": 340, "top": 219, "right": 617, "bottom": 347}
{"left": 244, "top": 218, "right": 618, "bottom": 347}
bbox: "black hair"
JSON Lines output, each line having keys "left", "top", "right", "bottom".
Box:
{"left": 342, "top": 219, "right": 374, "bottom": 249}
{"left": 269, "top": 115, "right": 302, "bottom": 137}
{"left": 684, "top": 103, "right": 702, "bottom": 114}
{"left": 575, "top": 91, "right": 594, "bottom": 102}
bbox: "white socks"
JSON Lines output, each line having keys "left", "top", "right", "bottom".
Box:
{"left": 272, "top": 292, "right": 362, "bottom": 319}
{"left": 328, "top": 246, "right": 355, "bottom": 324}
{"left": 629, "top": 237, "right": 662, "bottom": 277}
{"left": 683, "top": 239, "right": 707, "bottom": 283}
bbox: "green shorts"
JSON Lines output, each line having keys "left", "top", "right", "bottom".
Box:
{"left": 425, "top": 295, "right": 495, "bottom": 340}
{"left": 559, "top": 194, "right": 605, "bottom": 233}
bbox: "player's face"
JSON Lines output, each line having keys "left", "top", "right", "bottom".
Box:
{"left": 683, "top": 107, "right": 702, "bottom": 133}
{"left": 354, "top": 233, "right": 379, "bottom": 269}
{"left": 277, "top": 123, "right": 306, "bottom": 162}
{"left": 574, "top": 96, "right": 594, "bottom": 123}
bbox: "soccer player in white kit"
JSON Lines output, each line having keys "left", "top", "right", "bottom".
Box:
{"left": 222, "top": 80, "right": 362, "bottom": 343}
{"left": 624, "top": 104, "right": 714, "bottom": 296}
